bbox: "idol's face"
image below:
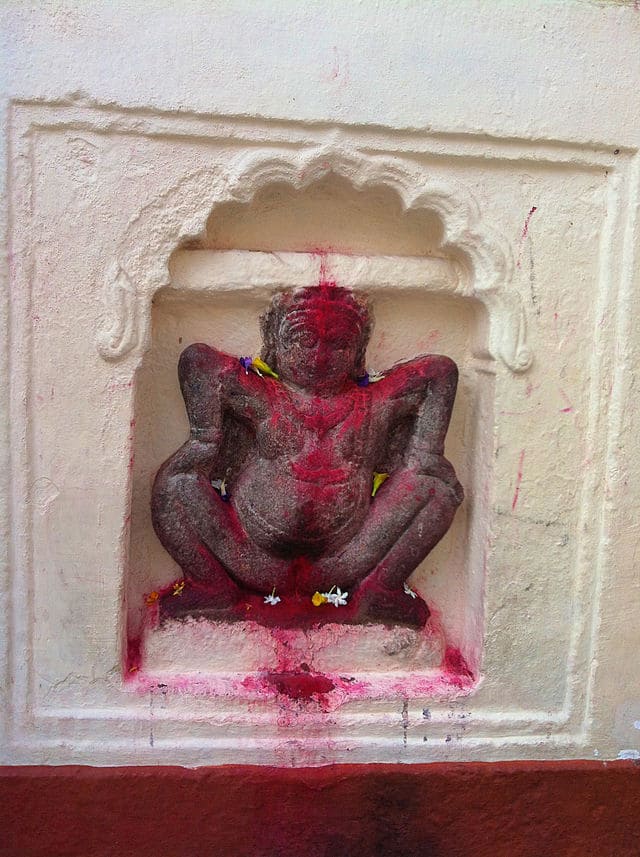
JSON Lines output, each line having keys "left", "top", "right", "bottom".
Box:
{"left": 277, "top": 305, "right": 362, "bottom": 393}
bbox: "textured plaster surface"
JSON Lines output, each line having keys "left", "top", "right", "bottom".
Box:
{"left": 1, "top": 1, "right": 640, "bottom": 767}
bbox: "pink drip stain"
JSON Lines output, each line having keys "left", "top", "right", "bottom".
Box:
{"left": 512, "top": 449, "right": 526, "bottom": 511}
{"left": 559, "top": 388, "right": 574, "bottom": 414}
{"left": 329, "top": 47, "right": 340, "bottom": 80}
{"left": 128, "top": 417, "right": 136, "bottom": 472}
{"left": 126, "top": 611, "right": 476, "bottom": 708}
{"left": 443, "top": 647, "right": 474, "bottom": 682}
{"left": 521, "top": 206, "right": 538, "bottom": 239}
{"left": 265, "top": 671, "right": 335, "bottom": 700}
{"left": 125, "top": 636, "right": 142, "bottom": 676}
{"left": 516, "top": 205, "right": 538, "bottom": 269}
{"left": 310, "top": 248, "right": 338, "bottom": 289}
{"left": 327, "top": 46, "right": 349, "bottom": 88}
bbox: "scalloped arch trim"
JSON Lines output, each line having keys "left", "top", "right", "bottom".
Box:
{"left": 97, "top": 148, "right": 531, "bottom": 371}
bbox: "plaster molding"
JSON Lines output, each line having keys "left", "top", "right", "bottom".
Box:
{"left": 5, "top": 99, "right": 636, "bottom": 766}
{"left": 96, "top": 266, "right": 138, "bottom": 361}
{"left": 97, "top": 147, "right": 532, "bottom": 372}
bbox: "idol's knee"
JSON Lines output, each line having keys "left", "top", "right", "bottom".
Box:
{"left": 414, "top": 476, "right": 462, "bottom": 539}
{"left": 151, "top": 469, "right": 196, "bottom": 541}
{"left": 427, "top": 473, "right": 463, "bottom": 510}
{"left": 153, "top": 465, "right": 201, "bottom": 508}
{"left": 151, "top": 471, "right": 170, "bottom": 531}
{"left": 412, "top": 455, "right": 464, "bottom": 508}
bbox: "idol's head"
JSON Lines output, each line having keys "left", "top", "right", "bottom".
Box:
{"left": 260, "top": 285, "right": 372, "bottom": 393}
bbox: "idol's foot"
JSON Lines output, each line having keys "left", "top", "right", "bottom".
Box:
{"left": 155, "top": 577, "right": 428, "bottom": 630}
{"left": 159, "top": 576, "right": 241, "bottom": 622}
{"left": 351, "top": 578, "right": 429, "bottom": 629}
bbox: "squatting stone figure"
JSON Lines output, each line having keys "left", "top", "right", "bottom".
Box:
{"left": 152, "top": 283, "right": 463, "bottom": 628}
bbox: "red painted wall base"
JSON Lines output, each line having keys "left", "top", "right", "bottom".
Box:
{"left": 1, "top": 761, "right": 639, "bottom": 856}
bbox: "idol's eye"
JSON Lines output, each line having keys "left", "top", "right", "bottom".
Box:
{"left": 329, "top": 338, "right": 357, "bottom": 354}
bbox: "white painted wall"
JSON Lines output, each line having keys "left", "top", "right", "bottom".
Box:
{"left": 1, "top": 0, "right": 640, "bottom": 766}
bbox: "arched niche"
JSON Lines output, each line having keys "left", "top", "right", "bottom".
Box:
{"left": 115, "top": 147, "right": 531, "bottom": 683}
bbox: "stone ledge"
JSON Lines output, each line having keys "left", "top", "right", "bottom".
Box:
{"left": 143, "top": 616, "right": 444, "bottom": 675}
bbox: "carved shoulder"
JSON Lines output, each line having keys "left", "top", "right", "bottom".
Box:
{"left": 379, "top": 354, "right": 458, "bottom": 402}
{"left": 179, "top": 342, "right": 226, "bottom": 383}
{"left": 178, "top": 343, "right": 270, "bottom": 437}
{"left": 177, "top": 343, "right": 233, "bottom": 441}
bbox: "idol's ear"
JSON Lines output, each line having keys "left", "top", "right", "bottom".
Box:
{"left": 259, "top": 290, "right": 289, "bottom": 372}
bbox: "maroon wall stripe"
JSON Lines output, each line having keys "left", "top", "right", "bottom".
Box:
{"left": 1, "top": 761, "right": 639, "bottom": 857}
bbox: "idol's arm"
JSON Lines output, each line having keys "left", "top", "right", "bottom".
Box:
{"left": 378, "top": 355, "right": 462, "bottom": 499}
{"left": 162, "top": 343, "right": 232, "bottom": 475}
{"left": 378, "top": 355, "right": 458, "bottom": 454}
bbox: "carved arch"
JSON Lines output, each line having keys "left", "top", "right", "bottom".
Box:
{"left": 97, "top": 147, "right": 532, "bottom": 372}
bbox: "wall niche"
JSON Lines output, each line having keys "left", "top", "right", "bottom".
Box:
{"left": 125, "top": 169, "right": 493, "bottom": 703}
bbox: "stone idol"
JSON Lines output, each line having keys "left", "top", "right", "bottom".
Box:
{"left": 151, "top": 283, "right": 463, "bottom": 629}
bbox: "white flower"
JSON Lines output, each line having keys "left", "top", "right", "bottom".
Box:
{"left": 404, "top": 582, "right": 417, "bottom": 599}
{"left": 264, "top": 587, "right": 281, "bottom": 606}
{"left": 324, "top": 587, "right": 348, "bottom": 607}
{"left": 368, "top": 369, "right": 385, "bottom": 383}
{"left": 211, "top": 478, "right": 229, "bottom": 501}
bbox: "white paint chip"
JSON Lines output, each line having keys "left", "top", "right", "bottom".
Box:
{"left": 617, "top": 750, "right": 640, "bottom": 761}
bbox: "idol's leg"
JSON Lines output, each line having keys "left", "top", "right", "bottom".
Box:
{"left": 308, "top": 465, "right": 460, "bottom": 589}
{"left": 306, "top": 463, "right": 462, "bottom": 625}
{"left": 152, "top": 466, "right": 292, "bottom": 600}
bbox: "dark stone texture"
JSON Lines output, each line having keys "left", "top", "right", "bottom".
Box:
{"left": 1, "top": 762, "right": 639, "bottom": 857}
{"left": 151, "top": 284, "right": 463, "bottom": 628}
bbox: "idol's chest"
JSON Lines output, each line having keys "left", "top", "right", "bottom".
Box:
{"left": 255, "top": 392, "right": 375, "bottom": 459}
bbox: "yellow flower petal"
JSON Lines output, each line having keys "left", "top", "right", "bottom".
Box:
{"left": 172, "top": 581, "right": 185, "bottom": 596}
{"left": 312, "top": 591, "right": 328, "bottom": 606}
{"left": 371, "top": 472, "right": 389, "bottom": 497}
{"left": 251, "top": 357, "right": 279, "bottom": 380}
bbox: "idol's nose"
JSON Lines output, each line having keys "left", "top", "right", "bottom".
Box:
{"left": 314, "top": 342, "right": 338, "bottom": 369}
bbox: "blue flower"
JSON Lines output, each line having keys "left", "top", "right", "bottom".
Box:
{"left": 357, "top": 369, "right": 385, "bottom": 387}
{"left": 211, "top": 478, "right": 230, "bottom": 502}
